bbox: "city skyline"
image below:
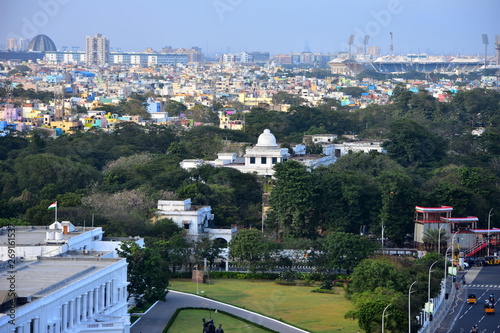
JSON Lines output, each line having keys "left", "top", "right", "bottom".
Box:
{"left": 1, "top": 0, "right": 499, "bottom": 56}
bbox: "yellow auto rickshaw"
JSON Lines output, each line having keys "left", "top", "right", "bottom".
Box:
{"left": 484, "top": 302, "right": 495, "bottom": 314}
{"left": 467, "top": 294, "right": 477, "bottom": 304}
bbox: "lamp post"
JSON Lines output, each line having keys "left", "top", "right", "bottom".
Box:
{"left": 488, "top": 208, "right": 494, "bottom": 257}
{"left": 437, "top": 223, "right": 441, "bottom": 254}
{"left": 195, "top": 264, "right": 199, "bottom": 294}
{"left": 428, "top": 261, "right": 438, "bottom": 303}
{"left": 408, "top": 281, "right": 417, "bottom": 333}
{"left": 381, "top": 224, "right": 386, "bottom": 249}
{"left": 450, "top": 230, "right": 459, "bottom": 269}
{"left": 382, "top": 303, "right": 391, "bottom": 333}
{"left": 444, "top": 245, "right": 452, "bottom": 281}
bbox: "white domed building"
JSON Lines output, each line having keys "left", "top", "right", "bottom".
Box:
{"left": 180, "top": 129, "right": 290, "bottom": 176}
{"left": 240, "top": 129, "right": 290, "bottom": 175}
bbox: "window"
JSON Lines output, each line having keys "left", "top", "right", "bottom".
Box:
{"left": 261, "top": 157, "right": 267, "bottom": 164}
{"left": 272, "top": 157, "right": 277, "bottom": 164}
{"left": 250, "top": 157, "right": 255, "bottom": 164}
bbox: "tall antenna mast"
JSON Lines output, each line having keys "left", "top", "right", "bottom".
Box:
{"left": 482, "top": 34, "right": 489, "bottom": 70}
{"left": 390, "top": 32, "right": 394, "bottom": 56}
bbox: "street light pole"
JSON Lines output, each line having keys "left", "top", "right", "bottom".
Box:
{"left": 381, "top": 224, "right": 386, "bottom": 249}
{"left": 382, "top": 303, "right": 391, "bottom": 333}
{"left": 428, "top": 261, "right": 438, "bottom": 303}
{"left": 444, "top": 245, "right": 452, "bottom": 282}
{"left": 195, "top": 264, "right": 199, "bottom": 294}
{"left": 408, "top": 281, "right": 417, "bottom": 333}
{"left": 437, "top": 223, "right": 441, "bottom": 254}
{"left": 488, "top": 208, "right": 494, "bottom": 257}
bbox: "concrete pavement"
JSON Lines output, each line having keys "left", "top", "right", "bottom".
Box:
{"left": 131, "top": 290, "right": 310, "bottom": 333}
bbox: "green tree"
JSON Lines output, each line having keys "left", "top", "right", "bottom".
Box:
{"left": 313, "top": 232, "right": 379, "bottom": 273}
{"left": 186, "top": 104, "right": 219, "bottom": 124}
{"left": 422, "top": 228, "right": 448, "bottom": 252}
{"left": 117, "top": 242, "right": 169, "bottom": 305}
{"left": 153, "top": 234, "right": 192, "bottom": 273}
{"left": 123, "top": 98, "right": 150, "bottom": 119}
{"left": 229, "top": 229, "right": 276, "bottom": 272}
{"left": 383, "top": 119, "right": 447, "bottom": 167}
{"left": 268, "top": 161, "right": 319, "bottom": 239}
{"left": 165, "top": 100, "right": 187, "bottom": 117}
{"left": 271, "top": 91, "right": 305, "bottom": 106}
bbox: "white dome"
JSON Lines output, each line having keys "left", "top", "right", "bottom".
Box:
{"left": 256, "top": 129, "right": 277, "bottom": 147}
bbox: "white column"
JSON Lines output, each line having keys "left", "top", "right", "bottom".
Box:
{"left": 99, "top": 284, "right": 105, "bottom": 311}
{"left": 75, "top": 297, "right": 81, "bottom": 324}
{"left": 94, "top": 287, "right": 99, "bottom": 313}
{"left": 105, "top": 282, "right": 111, "bottom": 308}
{"left": 68, "top": 300, "right": 74, "bottom": 328}
{"left": 88, "top": 290, "right": 94, "bottom": 317}
{"left": 31, "top": 318, "right": 40, "bottom": 333}
{"left": 111, "top": 279, "right": 116, "bottom": 305}
{"left": 61, "top": 303, "right": 68, "bottom": 332}
{"left": 32, "top": 318, "right": 40, "bottom": 333}
{"left": 82, "top": 293, "right": 88, "bottom": 320}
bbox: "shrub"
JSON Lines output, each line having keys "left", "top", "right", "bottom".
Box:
{"left": 278, "top": 269, "right": 299, "bottom": 282}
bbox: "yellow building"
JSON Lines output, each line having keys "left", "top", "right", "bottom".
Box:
{"left": 50, "top": 120, "right": 83, "bottom": 134}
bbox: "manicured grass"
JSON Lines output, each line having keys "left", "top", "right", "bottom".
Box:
{"left": 170, "top": 279, "right": 359, "bottom": 333}
{"left": 167, "top": 309, "right": 272, "bottom": 332}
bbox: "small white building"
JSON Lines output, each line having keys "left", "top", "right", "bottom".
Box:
{"left": 156, "top": 199, "right": 236, "bottom": 245}
{"left": 324, "top": 141, "right": 386, "bottom": 158}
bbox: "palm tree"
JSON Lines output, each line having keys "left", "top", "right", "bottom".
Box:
{"left": 423, "top": 228, "right": 449, "bottom": 252}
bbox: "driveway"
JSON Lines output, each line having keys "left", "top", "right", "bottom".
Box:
{"left": 131, "top": 290, "right": 309, "bottom": 333}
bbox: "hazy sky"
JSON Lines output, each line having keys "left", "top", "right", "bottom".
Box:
{"left": 1, "top": 0, "right": 499, "bottom": 56}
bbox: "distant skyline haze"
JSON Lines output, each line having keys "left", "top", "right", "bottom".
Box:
{"left": 1, "top": 0, "right": 499, "bottom": 56}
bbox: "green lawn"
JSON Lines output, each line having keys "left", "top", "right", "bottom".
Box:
{"left": 170, "top": 279, "right": 359, "bottom": 333}
{"left": 167, "top": 309, "right": 273, "bottom": 332}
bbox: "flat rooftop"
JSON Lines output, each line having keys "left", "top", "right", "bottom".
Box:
{"left": 0, "top": 257, "right": 123, "bottom": 313}
{"left": 0, "top": 226, "right": 101, "bottom": 246}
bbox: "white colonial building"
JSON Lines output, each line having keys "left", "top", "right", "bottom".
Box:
{"left": 179, "top": 129, "right": 385, "bottom": 176}
{"left": 180, "top": 129, "right": 290, "bottom": 176}
{"left": 0, "top": 222, "right": 146, "bottom": 333}
{"left": 0, "top": 222, "right": 144, "bottom": 262}
{"left": 156, "top": 199, "right": 236, "bottom": 245}
{"left": 0, "top": 257, "right": 129, "bottom": 333}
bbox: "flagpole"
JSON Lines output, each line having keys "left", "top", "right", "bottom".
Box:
{"left": 55, "top": 204, "right": 57, "bottom": 222}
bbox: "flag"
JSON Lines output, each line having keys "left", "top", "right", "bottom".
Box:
{"left": 48, "top": 202, "right": 57, "bottom": 210}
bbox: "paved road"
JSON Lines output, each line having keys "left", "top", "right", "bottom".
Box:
{"left": 435, "top": 265, "right": 500, "bottom": 333}
{"left": 131, "top": 290, "right": 310, "bottom": 333}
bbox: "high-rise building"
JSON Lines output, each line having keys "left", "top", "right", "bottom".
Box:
{"left": 85, "top": 33, "right": 109, "bottom": 67}
{"left": 19, "top": 37, "right": 29, "bottom": 51}
{"left": 6, "top": 38, "right": 17, "bottom": 51}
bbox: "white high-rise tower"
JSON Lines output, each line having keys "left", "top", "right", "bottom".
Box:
{"left": 85, "top": 33, "right": 109, "bottom": 67}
